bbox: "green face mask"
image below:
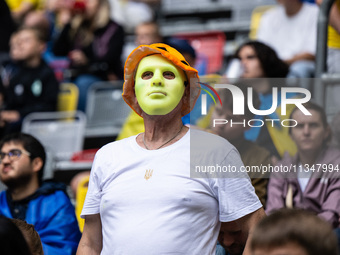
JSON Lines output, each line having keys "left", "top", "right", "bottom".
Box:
{"left": 135, "top": 54, "right": 187, "bottom": 116}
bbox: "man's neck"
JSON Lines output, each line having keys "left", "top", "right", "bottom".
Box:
{"left": 144, "top": 115, "right": 184, "bottom": 141}
{"left": 284, "top": 1, "right": 303, "bottom": 17}
{"left": 141, "top": 110, "right": 187, "bottom": 150}
{"left": 9, "top": 178, "right": 39, "bottom": 201}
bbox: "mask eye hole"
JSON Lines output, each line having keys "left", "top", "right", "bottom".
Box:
{"left": 142, "top": 71, "right": 153, "bottom": 80}
{"left": 163, "top": 71, "right": 175, "bottom": 80}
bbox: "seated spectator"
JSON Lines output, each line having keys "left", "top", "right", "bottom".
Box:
{"left": 266, "top": 102, "right": 340, "bottom": 229}
{"left": 211, "top": 84, "right": 270, "bottom": 255}
{"left": 331, "top": 111, "right": 340, "bottom": 148}
{"left": 257, "top": 0, "right": 319, "bottom": 79}
{"left": 316, "top": 0, "right": 340, "bottom": 74}
{"left": 135, "top": 21, "right": 163, "bottom": 46}
{"left": 22, "top": 9, "right": 71, "bottom": 81}
{"left": 109, "top": 0, "right": 154, "bottom": 33}
{"left": 0, "top": 133, "right": 81, "bottom": 254}
{"left": 11, "top": 218, "right": 43, "bottom": 255}
{"left": 53, "top": 0, "right": 125, "bottom": 112}
{"left": 251, "top": 208, "right": 338, "bottom": 255}
{"left": 0, "top": 215, "right": 32, "bottom": 255}
{"left": 22, "top": 10, "right": 50, "bottom": 40}
{"left": 121, "top": 21, "right": 163, "bottom": 62}
{"left": 316, "top": 0, "right": 340, "bottom": 114}
{"left": 6, "top": 0, "right": 44, "bottom": 25}
{"left": 0, "top": 27, "right": 59, "bottom": 137}
{"left": 232, "top": 41, "right": 297, "bottom": 163}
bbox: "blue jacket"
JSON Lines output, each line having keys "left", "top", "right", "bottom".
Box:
{"left": 0, "top": 181, "right": 81, "bottom": 255}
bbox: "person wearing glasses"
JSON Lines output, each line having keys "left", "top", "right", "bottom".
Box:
{"left": 0, "top": 132, "right": 81, "bottom": 255}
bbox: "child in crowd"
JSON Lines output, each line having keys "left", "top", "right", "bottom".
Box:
{"left": 0, "top": 27, "right": 59, "bottom": 137}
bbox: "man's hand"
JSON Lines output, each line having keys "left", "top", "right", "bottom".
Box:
{"left": 284, "top": 52, "right": 315, "bottom": 66}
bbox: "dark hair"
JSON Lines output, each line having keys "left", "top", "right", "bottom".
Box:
{"left": 0, "top": 133, "right": 46, "bottom": 184}
{"left": 217, "top": 83, "right": 261, "bottom": 121}
{"left": 11, "top": 219, "right": 43, "bottom": 255}
{"left": 0, "top": 216, "right": 32, "bottom": 255}
{"left": 251, "top": 209, "right": 338, "bottom": 255}
{"left": 235, "top": 41, "right": 289, "bottom": 78}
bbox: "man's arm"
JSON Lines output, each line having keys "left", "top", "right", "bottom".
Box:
{"left": 77, "top": 214, "right": 102, "bottom": 255}
{"left": 284, "top": 53, "right": 315, "bottom": 66}
{"left": 240, "top": 208, "right": 266, "bottom": 255}
{"left": 219, "top": 208, "right": 266, "bottom": 255}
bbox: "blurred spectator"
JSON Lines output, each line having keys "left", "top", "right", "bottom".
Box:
{"left": 135, "top": 21, "right": 162, "bottom": 46}
{"left": 317, "top": 0, "right": 340, "bottom": 114}
{"left": 121, "top": 20, "right": 163, "bottom": 70}
{"left": 109, "top": 0, "right": 154, "bottom": 33}
{"left": 266, "top": 102, "right": 340, "bottom": 229}
{"left": 0, "top": 27, "right": 59, "bottom": 137}
{"left": 319, "top": 0, "right": 340, "bottom": 73}
{"left": 22, "top": 9, "right": 71, "bottom": 81}
{"left": 11, "top": 218, "right": 43, "bottom": 255}
{"left": 251, "top": 208, "right": 338, "bottom": 255}
{"left": 331, "top": 111, "right": 340, "bottom": 148}
{"left": 0, "top": 0, "right": 16, "bottom": 62}
{"left": 232, "top": 41, "right": 297, "bottom": 163}
{"left": 23, "top": 10, "right": 51, "bottom": 46}
{"left": 0, "top": 215, "right": 32, "bottom": 255}
{"left": 0, "top": 132, "right": 81, "bottom": 254}
{"left": 257, "top": 0, "right": 319, "bottom": 79}
{"left": 211, "top": 84, "right": 270, "bottom": 207}
{"left": 53, "top": 0, "right": 125, "bottom": 111}
{"left": 6, "top": 0, "right": 45, "bottom": 25}
{"left": 44, "top": 0, "right": 75, "bottom": 45}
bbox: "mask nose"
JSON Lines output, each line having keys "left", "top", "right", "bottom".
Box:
{"left": 151, "top": 70, "right": 163, "bottom": 87}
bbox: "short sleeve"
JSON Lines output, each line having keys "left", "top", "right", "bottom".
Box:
{"left": 80, "top": 154, "right": 102, "bottom": 218}
{"left": 211, "top": 149, "right": 263, "bottom": 222}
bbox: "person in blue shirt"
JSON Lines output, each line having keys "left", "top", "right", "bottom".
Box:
{"left": 0, "top": 132, "right": 81, "bottom": 255}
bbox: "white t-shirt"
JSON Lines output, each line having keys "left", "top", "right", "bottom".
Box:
{"left": 257, "top": 3, "right": 319, "bottom": 60}
{"left": 81, "top": 129, "right": 262, "bottom": 255}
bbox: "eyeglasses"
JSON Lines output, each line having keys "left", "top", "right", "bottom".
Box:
{"left": 0, "top": 149, "right": 31, "bottom": 163}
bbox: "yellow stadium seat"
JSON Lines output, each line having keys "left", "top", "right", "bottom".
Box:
{"left": 249, "top": 5, "right": 275, "bottom": 40}
{"left": 57, "top": 83, "right": 79, "bottom": 112}
{"left": 75, "top": 174, "right": 90, "bottom": 232}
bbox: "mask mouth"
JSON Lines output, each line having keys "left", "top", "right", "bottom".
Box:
{"left": 148, "top": 91, "right": 167, "bottom": 96}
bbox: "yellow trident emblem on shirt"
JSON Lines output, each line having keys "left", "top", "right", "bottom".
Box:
{"left": 144, "top": 169, "right": 153, "bottom": 180}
